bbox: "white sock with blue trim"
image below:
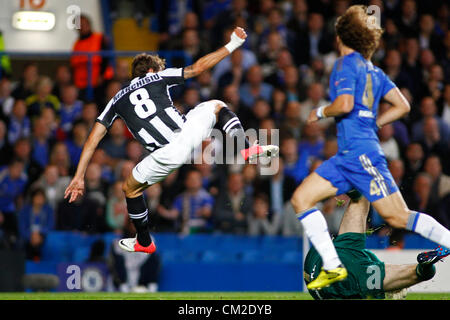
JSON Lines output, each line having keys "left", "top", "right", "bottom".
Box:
{"left": 297, "top": 208, "right": 342, "bottom": 270}
{"left": 406, "top": 211, "right": 450, "bottom": 248}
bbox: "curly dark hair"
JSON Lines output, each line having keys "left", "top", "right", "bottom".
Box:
{"left": 131, "top": 53, "right": 166, "bottom": 78}
{"left": 335, "top": 5, "right": 383, "bottom": 60}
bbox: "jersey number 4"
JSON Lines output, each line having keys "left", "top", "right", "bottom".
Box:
{"left": 362, "top": 74, "right": 374, "bottom": 110}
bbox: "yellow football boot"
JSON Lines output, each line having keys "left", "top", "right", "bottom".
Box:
{"left": 306, "top": 266, "right": 348, "bottom": 290}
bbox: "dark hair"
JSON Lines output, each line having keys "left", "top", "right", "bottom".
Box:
{"left": 30, "top": 187, "right": 46, "bottom": 201}
{"left": 131, "top": 53, "right": 166, "bottom": 78}
{"left": 335, "top": 5, "right": 383, "bottom": 59}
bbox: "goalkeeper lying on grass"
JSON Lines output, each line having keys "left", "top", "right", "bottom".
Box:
{"left": 303, "top": 191, "right": 449, "bottom": 300}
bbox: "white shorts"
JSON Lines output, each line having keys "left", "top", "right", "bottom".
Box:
{"left": 132, "top": 100, "right": 222, "bottom": 185}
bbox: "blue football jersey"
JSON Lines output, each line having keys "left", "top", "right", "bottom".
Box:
{"left": 329, "top": 51, "right": 396, "bottom": 154}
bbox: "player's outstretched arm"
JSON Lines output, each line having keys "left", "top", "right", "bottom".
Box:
{"left": 376, "top": 87, "right": 411, "bottom": 129}
{"left": 64, "top": 122, "right": 107, "bottom": 203}
{"left": 183, "top": 27, "right": 247, "bottom": 79}
{"left": 307, "top": 94, "right": 354, "bottom": 123}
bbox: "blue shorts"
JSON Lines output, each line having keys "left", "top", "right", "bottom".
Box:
{"left": 315, "top": 149, "right": 398, "bottom": 202}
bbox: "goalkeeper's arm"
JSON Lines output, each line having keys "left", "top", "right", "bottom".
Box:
{"left": 183, "top": 27, "right": 247, "bottom": 79}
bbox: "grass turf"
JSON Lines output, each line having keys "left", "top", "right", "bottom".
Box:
{"left": 0, "top": 292, "right": 448, "bottom": 300}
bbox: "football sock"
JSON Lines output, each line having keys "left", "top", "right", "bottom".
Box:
{"left": 415, "top": 263, "right": 436, "bottom": 281}
{"left": 297, "top": 207, "right": 342, "bottom": 270}
{"left": 217, "top": 107, "right": 250, "bottom": 151}
{"left": 406, "top": 211, "right": 450, "bottom": 249}
{"left": 126, "top": 194, "right": 152, "bottom": 246}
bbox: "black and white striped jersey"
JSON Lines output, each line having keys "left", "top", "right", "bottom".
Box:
{"left": 96, "top": 68, "right": 186, "bottom": 152}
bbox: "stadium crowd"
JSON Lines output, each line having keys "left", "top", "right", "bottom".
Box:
{"left": 0, "top": 0, "right": 449, "bottom": 261}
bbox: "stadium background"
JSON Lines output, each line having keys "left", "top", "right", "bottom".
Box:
{"left": 0, "top": 0, "right": 448, "bottom": 294}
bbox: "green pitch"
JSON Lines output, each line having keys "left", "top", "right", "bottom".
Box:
{"left": 0, "top": 292, "right": 448, "bottom": 300}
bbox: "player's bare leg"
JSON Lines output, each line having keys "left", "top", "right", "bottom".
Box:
{"left": 291, "top": 172, "right": 347, "bottom": 290}
{"left": 118, "top": 174, "right": 156, "bottom": 254}
{"left": 383, "top": 264, "right": 420, "bottom": 292}
{"left": 338, "top": 197, "right": 370, "bottom": 235}
{"left": 372, "top": 191, "right": 450, "bottom": 249}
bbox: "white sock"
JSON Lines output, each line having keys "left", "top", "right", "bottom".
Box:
{"left": 297, "top": 208, "right": 342, "bottom": 270}
{"left": 406, "top": 211, "right": 450, "bottom": 249}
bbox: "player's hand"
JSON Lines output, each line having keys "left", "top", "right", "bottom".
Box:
{"left": 64, "top": 176, "right": 85, "bottom": 203}
{"left": 232, "top": 27, "right": 247, "bottom": 40}
{"left": 307, "top": 108, "right": 319, "bottom": 124}
{"left": 225, "top": 27, "right": 247, "bottom": 53}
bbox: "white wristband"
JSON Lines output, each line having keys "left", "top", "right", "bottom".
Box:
{"left": 316, "top": 106, "right": 326, "bottom": 119}
{"left": 225, "top": 31, "right": 245, "bottom": 53}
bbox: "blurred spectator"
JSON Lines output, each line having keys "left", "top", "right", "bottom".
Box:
{"left": 396, "top": 0, "right": 418, "bottom": 36}
{"left": 18, "top": 188, "right": 54, "bottom": 260}
{"left": 51, "top": 65, "right": 72, "bottom": 99}
{"left": 0, "top": 119, "right": 12, "bottom": 166}
{"left": 81, "top": 102, "right": 99, "bottom": 131}
{"left": 389, "top": 159, "right": 407, "bottom": 192}
{"left": 126, "top": 139, "right": 145, "bottom": 164}
{"left": 31, "top": 164, "right": 70, "bottom": 210}
{"left": 282, "top": 65, "right": 301, "bottom": 102}
{"left": 65, "top": 121, "right": 88, "bottom": 167}
{"left": 256, "top": 157, "right": 296, "bottom": 217}
{"left": 144, "top": 183, "right": 177, "bottom": 233}
{"left": 218, "top": 49, "right": 245, "bottom": 89}
{"left": 280, "top": 136, "right": 310, "bottom": 184}
{"left": 404, "top": 142, "right": 425, "bottom": 188}
{"left": 247, "top": 193, "right": 275, "bottom": 235}
{"left": 70, "top": 14, "right": 113, "bottom": 101}
{"left": 171, "top": 169, "right": 214, "bottom": 234}
{"left": 418, "top": 14, "right": 444, "bottom": 56}
{"left": 7, "top": 100, "right": 31, "bottom": 145}
{"left": 442, "top": 83, "right": 450, "bottom": 127}
{"left": 99, "top": 119, "right": 128, "bottom": 162}
{"left": 412, "top": 96, "right": 450, "bottom": 143}
{"left": 0, "top": 159, "right": 27, "bottom": 243}
{"left": 424, "top": 155, "right": 450, "bottom": 203}
{"left": 379, "top": 124, "right": 401, "bottom": 161}
{"left": 258, "top": 7, "right": 289, "bottom": 51}
{"left": 30, "top": 117, "right": 52, "bottom": 169}
{"left": 404, "top": 172, "right": 443, "bottom": 226}
{"left": 114, "top": 59, "right": 131, "bottom": 87}
{"left": 25, "top": 76, "right": 60, "bottom": 118}
{"left": 299, "top": 82, "right": 330, "bottom": 126}
{"left": 213, "top": 172, "right": 252, "bottom": 234}
{"left": 211, "top": 0, "right": 252, "bottom": 50}
{"left": 12, "top": 138, "right": 41, "bottom": 186}
{"left": 91, "top": 149, "right": 115, "bottom": 183}
{"left": 378, "top": 101, "right": 410, "bottom": 149}
{"left": 212, "top": 27, "right": 258, "bottom": 82}
{"left": 11, "top": 63, "right": 39, "bottom": 100}
{"left": 419, "top": 116, "right": 448, "bottom": 159}
{"left": 383, "top": 49, "right": 414, "bottom": 94}
{"left": 286, "top": 0, "right": 308, "bottom": 38}
{"left": 239, "top": 65, "right": 273, "bottom": 108}
{"left": 0, "top": 78, "right": 15, "bottom": 119}
{"left": 299, "top": 122, "right": 325, "bottom": 160}
{"left": 247, "top": 98, "right": 271, "bottom": 129}
{"left": 293, "top": 12, "right": 334, "bottom": 66}
{"left": 195, "top": 70, "right": 216, "bottom": 101}
{"left": 85, "top": 162, "right": 108, "bottom": 209}
{"left": 280, "top": 101, "right": 302, "bottom": 140}
{"left": 59, "top": 84, "right": 83, "bottom": 134}
{"left": 106, "top": 180, "right": 127, "bottom": 232}
{"left": 49, "top": 142, "right": 72, "bottom": 177}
